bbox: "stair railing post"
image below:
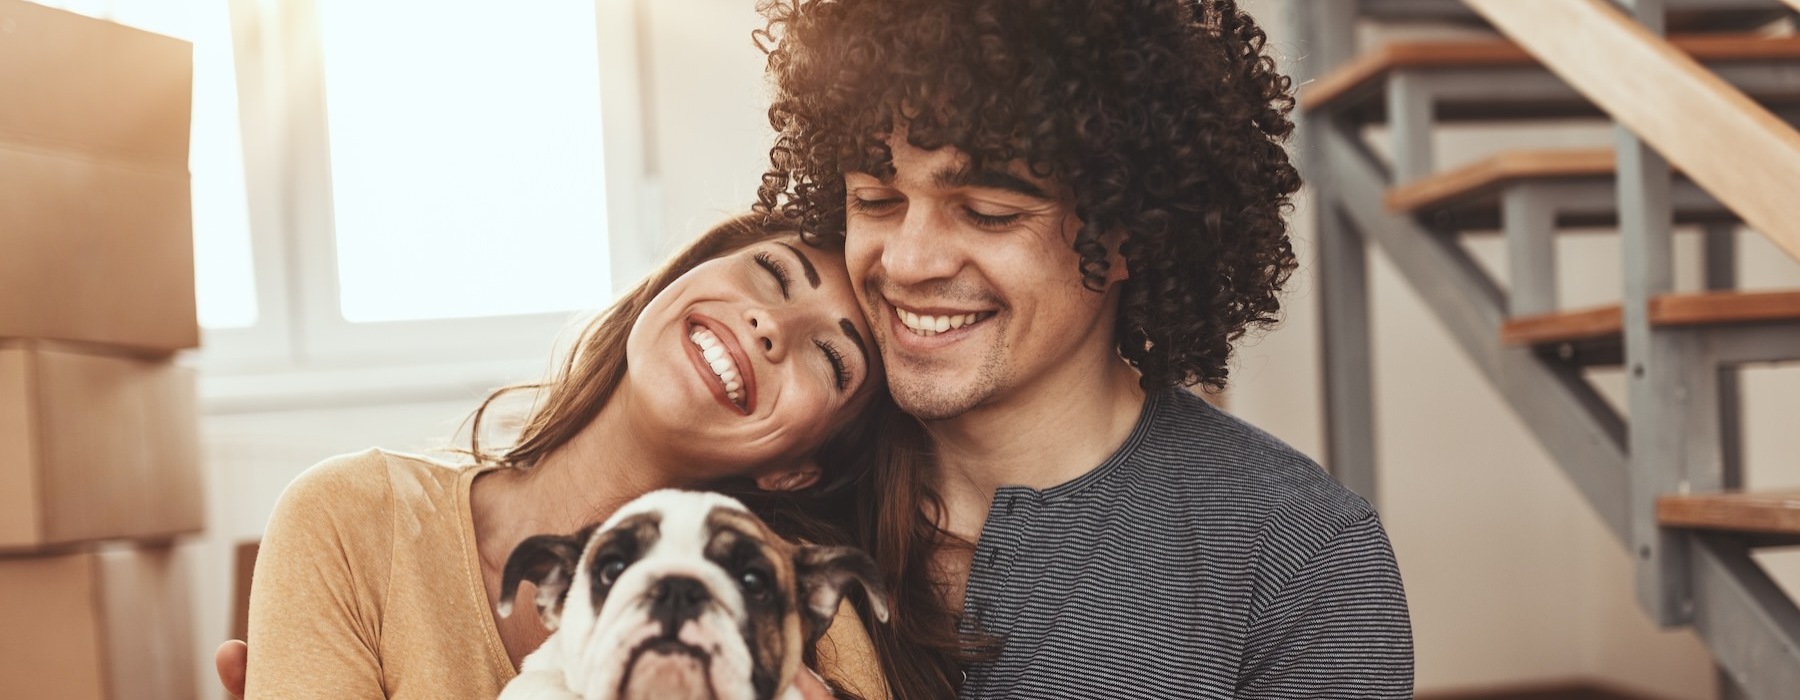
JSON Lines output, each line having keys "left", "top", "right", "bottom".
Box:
{"left": 1702, "top": 224, "right": 1744, "bottom": 489}
{"left": 1291, "top": 0, "right": 1381, "bottom": 505}
{"left": 1615, "top": 0, "right": 1719, "bottom": 628}
{"left": 1388, "top": 71, "right": 1434, "bottom": 185}
{"left": 1503, "top": 184, "right": 1561, "bottom": 317}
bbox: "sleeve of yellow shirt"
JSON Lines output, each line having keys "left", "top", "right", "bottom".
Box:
{"left": 815, "top": 599, "right": 891, "bottom": 700}
{"left": 244, "top": 452, "right": 394, "bottom": 698}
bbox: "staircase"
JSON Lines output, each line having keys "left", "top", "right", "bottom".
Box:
{"left": 1289, "top": 1, "right": 1800, "bottom": 697}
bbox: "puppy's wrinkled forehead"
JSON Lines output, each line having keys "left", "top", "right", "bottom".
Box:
{"left": 701, "top": 507, "right": 792, "bottom": 571}
{"left": 591, "top": 490, "right": 789, "bottom": 570}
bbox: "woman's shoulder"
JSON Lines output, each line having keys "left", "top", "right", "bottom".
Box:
{"left": 274, "top": 448, "right": 474, "bottom": 525}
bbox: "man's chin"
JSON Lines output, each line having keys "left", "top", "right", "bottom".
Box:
{"left": 890, "top": 378, "right": 985, "bottom": 421}
{"left": 619, "top": 647, "right": 713, "bottom": 700}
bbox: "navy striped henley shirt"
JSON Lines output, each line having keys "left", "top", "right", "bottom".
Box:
{"left": 957, "top": 387, "right": 1413, "bottom": 698}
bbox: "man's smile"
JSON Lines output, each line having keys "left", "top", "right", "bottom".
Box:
{"left": 890, "top": 302, "right": 997, "bottom": 337}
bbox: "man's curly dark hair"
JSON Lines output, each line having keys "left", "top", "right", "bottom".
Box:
{"left": 754, "top": 0, "right": 1301, "bottom": 392}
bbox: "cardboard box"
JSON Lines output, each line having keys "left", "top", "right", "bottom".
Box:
{"left": 0, "top": 341, "right": 203, "bottom": 552}
{"left": 0, "top": 145, "right": 199, "bottom": 353}
{"left": 0, "top": 0, "right": 192, "bottom": 166}
{"left": 0, "top": 0, "right": 199, "bottom": 352}
{"left": 0, "top": 544, "right": 196, "bottom": 700}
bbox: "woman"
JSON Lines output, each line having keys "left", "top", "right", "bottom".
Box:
{"left": 235, "top": 214, "right": 891, "bottom": 699}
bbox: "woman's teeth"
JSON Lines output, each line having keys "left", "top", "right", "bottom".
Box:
{"left": 897, "top": 308, "right": 987, "bottom": 336}
{"left": 688, "top": 326, "right": 743, "bottom": 405}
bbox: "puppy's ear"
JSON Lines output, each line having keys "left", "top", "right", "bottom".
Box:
{"left": 794, "top": 545, "right": 892, "bottom": 646}
{"left": 498, "top": 526, "right": 593, "bottom": 630}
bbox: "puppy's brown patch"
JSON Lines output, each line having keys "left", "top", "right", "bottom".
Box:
{"left": 585, "top": 512, "right": 662, "bottom": 605}
{"left": 704, "top": 507, "right": 803, "bottom": 700}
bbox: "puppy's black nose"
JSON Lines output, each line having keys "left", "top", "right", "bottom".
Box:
{"left": 650, "top": 576, "right": 711, "bottom": 628}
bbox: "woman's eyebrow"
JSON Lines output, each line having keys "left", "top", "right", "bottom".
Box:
{"left": 774, "top": 242, "right": 821, "bottom": 289}
{"left": 838, "top": 318, "right": 870, "bottom": 369}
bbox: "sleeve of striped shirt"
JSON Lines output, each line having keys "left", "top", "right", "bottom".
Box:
{"left": 1237, "top": 513, "right": 1415, "bottom": 699}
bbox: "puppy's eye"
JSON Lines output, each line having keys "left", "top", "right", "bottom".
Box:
{"left": 739, "top": 568, "right": 772, "bottom": 600}
{"left": 598, "top": 557, "right": 628, "bottom": 586}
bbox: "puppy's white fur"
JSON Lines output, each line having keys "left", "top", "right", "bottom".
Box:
{"left": 498, "top": 491, "right": 823, "bottom": 700}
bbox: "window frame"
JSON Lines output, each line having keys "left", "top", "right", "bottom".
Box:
{"left": 200, "top": 0, "right": 658, "bottom": 397}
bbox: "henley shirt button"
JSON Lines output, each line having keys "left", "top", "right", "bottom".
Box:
{"left": 1004, "top": 495, "right": 1016, "bottom": 515}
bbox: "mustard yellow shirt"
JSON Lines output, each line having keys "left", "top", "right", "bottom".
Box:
{"left": 246, "top": 448, "right": 886, "bottom": 699}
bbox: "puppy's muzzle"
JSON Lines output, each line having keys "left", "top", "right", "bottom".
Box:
{"left": 649, "top": 576, "right": 711, "bottom": 633}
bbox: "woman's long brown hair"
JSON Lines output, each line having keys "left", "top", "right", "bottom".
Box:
{"left": 850, "top": 409, "right": 1000, "bottom": 699}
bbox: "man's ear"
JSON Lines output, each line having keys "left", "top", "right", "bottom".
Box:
{"left": 497, "top": 526, "right": 593, "bottom": 630}
{"left": 793, "top": 545, "right": 892, "bottom": 647}
{"left": 1101, "top": 229, "right": 1130, "bottom": 285}
{"left": 755, "top": 461, "right": 821, "bottom": 492}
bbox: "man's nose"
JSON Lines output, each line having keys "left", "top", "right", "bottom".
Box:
{"left": 649, "top": 576, "right": 711, "bottom": 630}
{"left": 881, "top": 205, "right": 961, "bottom": 285}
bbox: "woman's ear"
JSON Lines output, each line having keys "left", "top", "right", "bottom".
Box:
{"left": 755, "top": 462, "right": 821, "bottom": 492}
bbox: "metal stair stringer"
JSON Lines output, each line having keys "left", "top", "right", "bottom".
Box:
{"left": 1319, "top": 122, "right": 1631, "bottom": 544}
{"left": 1692, "top": 533, "right": 1800, "bottom": 699}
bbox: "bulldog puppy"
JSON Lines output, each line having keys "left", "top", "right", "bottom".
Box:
{"left": 496, "top": 489, "right": 890, "bottom": 700}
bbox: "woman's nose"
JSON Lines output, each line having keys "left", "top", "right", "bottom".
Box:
{"left": 745, "top": 308, "right": 786, "bottom": 362}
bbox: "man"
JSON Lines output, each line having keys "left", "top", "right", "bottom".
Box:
{"left": 756, "top": 0, "right": 1414, "bottom": 697}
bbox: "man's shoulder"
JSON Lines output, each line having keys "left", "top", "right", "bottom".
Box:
{"left": 1127, "top": 388, "right": 1378, "bottom": 535}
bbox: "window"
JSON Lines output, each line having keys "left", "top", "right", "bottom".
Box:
{"left": 34, "top": 0, "right": 657, "bottom": 402}
{"left": 316, "top": 0, "right": 612, "bottom": 324}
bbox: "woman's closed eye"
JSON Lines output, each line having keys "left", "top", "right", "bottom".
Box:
{"left": 752, "top": 251, "right": 792, "bottom": 300}
{"left": 815, "top": 339, "right": 851, "bottom": 391}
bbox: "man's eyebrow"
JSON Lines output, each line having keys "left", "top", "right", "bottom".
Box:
{"left": 932, "top": 165, "right": 1053, "bottom": 200}
{"left": 774, "top": 241, "right": 820, "bottom": 289}
{"left": 839, "top": 318, "right": 871, "bottom": 372}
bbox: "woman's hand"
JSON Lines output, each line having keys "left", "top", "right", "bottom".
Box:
{"left": 215, "top": 640, "right": 248, "bottom": 699}
{"left": 795, "top": 669, "right": 836, "bottom": 699}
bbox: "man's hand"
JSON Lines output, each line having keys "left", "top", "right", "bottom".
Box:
{"left": 215, "top": 640, "right": 247, "bottom": 700}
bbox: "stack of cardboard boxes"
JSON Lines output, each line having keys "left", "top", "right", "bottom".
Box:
{"left": 0, "top": 2, "right": 205, "bottom": 698}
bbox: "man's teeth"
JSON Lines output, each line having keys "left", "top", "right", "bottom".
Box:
{"left": 896, "top": 308, "right": 985, "bottom": 337}
{"left": 688, "top": 327, "right": 743, "bottom": 404}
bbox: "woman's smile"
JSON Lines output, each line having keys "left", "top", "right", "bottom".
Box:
{"left": 684, "top": 314, "right": 758, "bottom": 415}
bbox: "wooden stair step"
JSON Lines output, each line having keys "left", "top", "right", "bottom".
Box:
{"left": 1386, "top": 148, "right": 1618, "bottom": 214}
{"left": 1659, "top": 491, "right": 1800, "bottom": 535}
{"left": 1501, "top": 305, "right": 1622, "bottom": 346}
{"left": 1302, "top": 34, "right": 1800, "bottom": 114}
{"left": 1500, "top": 290, "right": 1800, "bottom": 346}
